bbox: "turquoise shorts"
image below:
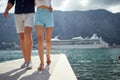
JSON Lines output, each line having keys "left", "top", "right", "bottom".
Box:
{"left": 34, "top": 8, "right": 54, "bottom": 28}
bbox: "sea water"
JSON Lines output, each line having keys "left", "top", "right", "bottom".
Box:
{"left": 0, "top": 48, "right": 120, "bottom": 80}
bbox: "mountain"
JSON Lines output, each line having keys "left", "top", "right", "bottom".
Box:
{"left": 53, "top": 9, "right": 120, "bottom": 45}
{"left": 0, "top": 9, "right": 120, "bottom": 46}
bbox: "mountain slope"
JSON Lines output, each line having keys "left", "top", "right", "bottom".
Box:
{"left": 0, "top": 9, "right": 120, "bottom": 45}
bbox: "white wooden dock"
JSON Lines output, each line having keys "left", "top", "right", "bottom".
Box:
{"left": 0, "top": 54, "right": 77, "bottom": 80}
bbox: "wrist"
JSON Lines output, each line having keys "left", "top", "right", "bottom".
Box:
{"left": 5, "top": 8, "right": 9, "bottom": 13}
{"left": 49, "top": 7, "right": 52, "bottom": 9}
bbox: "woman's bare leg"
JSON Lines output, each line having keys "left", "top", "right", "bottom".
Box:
{"left": 45, "top": 27, "right": 53, "bottom": 64}
{"left": 36, "top": 25, "right": 44, "bottom": 66}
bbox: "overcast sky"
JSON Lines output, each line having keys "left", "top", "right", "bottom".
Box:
{"left": 0, "top": 0, "right": 120, "bottom": 13}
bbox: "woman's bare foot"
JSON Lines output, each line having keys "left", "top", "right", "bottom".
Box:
{"left": 38, "top": 64, "right": 44, "bottom": 71}
{"left": 46, "top": 54, "right": 51, "bottom": 65}
{"left": 46, "top": 60, "right": 51, "bottom": 65}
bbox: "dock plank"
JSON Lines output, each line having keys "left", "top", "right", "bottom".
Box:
{"left": 0, "top": 54, "right": 77, "bottom": 80}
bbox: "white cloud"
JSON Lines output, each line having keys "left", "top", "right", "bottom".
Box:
{"left": 52, "top": 0, "right": 120, "bottom": 13}
{"left": 107, "top": 5, "right": 120, "bottom": 13}
{"left": 0, "top": 0, "right": 120, "bottom": 13}
{"left": 79, "top": 0, "right": 90, "bottom": 7}
{"left": 56, "top": 0, "right": 84, "bottom": 11}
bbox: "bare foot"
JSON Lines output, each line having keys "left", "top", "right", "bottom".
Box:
{"left": 46, "top": 60, "right": 51, "bottom": 65}
{"left": 46, "top": 54, "right": 51, "bottom": 65}
{"left": 38, "top": 64, "right": 44, "bottom": 71}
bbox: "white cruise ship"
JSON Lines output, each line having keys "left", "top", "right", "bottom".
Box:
{"left": 51, "top": 33, "right": 109, "bottom": 49}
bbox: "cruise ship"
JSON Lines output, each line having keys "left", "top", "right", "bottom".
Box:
{"left": 51, "top": 33, "right": 109, "bottom": 49}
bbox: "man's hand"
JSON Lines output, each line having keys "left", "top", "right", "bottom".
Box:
{"left": 3, "top": 3, "right": 13, "bottom": 19}
{"left": 4, "top": 11, "right": 9, "bottom": 19}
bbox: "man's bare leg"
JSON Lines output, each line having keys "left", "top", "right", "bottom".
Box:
{"left": 24, "top": 27, "right": 33, "bottom": 62}
{"left": 19, "top": 33, "right": 28, "bottom": 68}
{"left": 24, "top": 27, "right": 33, "bottom": 69}
{"left": 19, "top": 33, "right": 27, "bottom": 62}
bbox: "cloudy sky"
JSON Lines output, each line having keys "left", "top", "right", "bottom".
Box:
{"left": 0, "top": 0, "right": 120, "bottom": 13}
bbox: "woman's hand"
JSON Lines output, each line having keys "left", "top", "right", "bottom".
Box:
{"left": 48, "top": 7, "right": 53, "bottom": 12}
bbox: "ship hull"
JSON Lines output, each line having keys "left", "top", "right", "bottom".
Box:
{"left": 51, "top": 40, "right": 108, "bottom": 49}
{"left": 51, "top": 44, "right": 108, "bottom": 49}
{"left": 50, "top": 34, "right": 109, "bottom": 49}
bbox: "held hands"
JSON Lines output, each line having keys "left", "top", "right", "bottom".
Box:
{"left": 48, "top": 7, "right": 53, "bottom": 12}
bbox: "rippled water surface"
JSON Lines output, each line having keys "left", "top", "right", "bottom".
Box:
{"left": 0, "top": 48, "right": 120, "bottom": 80}
{"left": 58, "top": 48, "right": 120, "bottom": 80}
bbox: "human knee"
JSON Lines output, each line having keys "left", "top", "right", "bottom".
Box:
{"left": 36, "top": 32, "right": 44, "bottom": 40}
{"left": 46, "top": 40, "right": 51, "bottom": 44}
{"left": 19, "top": 33, "right": 24, "bottom": 41}
{"left": 24, "top": 28, "right": 32, "bottom": 37}
{"left": 24, "top": 32, "right": 31, "bottom": 38}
